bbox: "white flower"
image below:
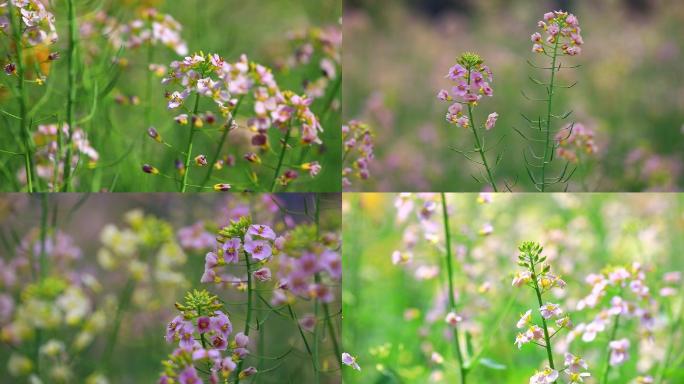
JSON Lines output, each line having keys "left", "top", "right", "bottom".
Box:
{"left": 529, "top": 367, "right": 559, "bottom": 384}
{"left": 517, "top": 310, "right": 532, "bottom": 329}
{"left": 445, "top": 311, "right": 462, "bottom": 327}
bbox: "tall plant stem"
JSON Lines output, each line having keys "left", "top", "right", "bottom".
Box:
{"left": 600, "top": 314, "right": 621, "bottom": 384}
{"left": 313, "top": 275, "right": 321, "bottom": 383}
{"left": 656, "top": 293, "right": 684, "bottom": 383}
{"left": 269, "top": 124, "right": 292, "bottom": 192}
{"left": 530, "top": 265, "right": 555, "bottom": 369}
{"left": 235, "top": 250, "right": 254, "bottom": 384}
{"left": 180, "top": 94, "right": 201, "bottom": 192}
{"left": 8, "top": 2, "right": 36, "bottom": 192}
{"left": 200, "top": 97, "right": 243, "bottom": 188}
{"left": 440, "top": 193, "right": 467, "bottom": 384}
{"left": 466, "top": 68, "right": 497, "bottom": 192}
{"left": 61, "top": 0, "right": 78, "bottom": 192}
{"left": 142, "top": 42, "right": 155, "bottom": 157}
{"left": 103, "top": 278, "right": 135, "bottom": 371}
{"left": 540, "top": 39, "right": 560, "bottom": 192}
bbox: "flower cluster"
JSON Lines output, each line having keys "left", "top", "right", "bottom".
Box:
{"left": 201, "top": 218, "right": 283, "bottom": 285}
{"left": 0, "top": 228, "right": 107, "bottom": 382}
{"left": 97, "top": 210, "right": 189, "bottom": 307}
{"left": 342, "top": 120, "right": 374, "bottom": 189}
{"left": 437, "top": 52, "right": 495, "bottom": 129}
{"left": 283, "top": 25, "right": 341, "bottom": 98}
{"left": 566, "top": 263, "right": 657, "bottom": 369}
{"left": 531, "top": 10, "right": 583, "bottom": 56}
{"left": 20, "top": 124, "right": 99, "bottom": 191}
{"left": 0, "top": 0, "right": 58, "bottom": 47}
{"left": 555, "top": 123, "right": 598, "bottom": 163}
{"left": 109, "top": 8, "right": 188, "bottom": 55}
{"left": 514, "top": 241, "right": 590, "bottom": 384}
{"left": 160, "top": 289, "right": 255, "bottom": 383}
{"left": 272, "top": 224, "right": 341, "bottom": 307}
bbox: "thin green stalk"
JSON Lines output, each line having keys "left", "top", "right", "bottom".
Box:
{"left": 313, "top": 275, "right": 321, "bottom": 383}
{"left": 235, "top": 250, "right": 254, "bottom": 384}
{"left": 269, "top": 124, "right": 292, "bottom": 192}
{"left": 142, "top": 41, "right": 155, "bottom": 156}
{"left": 601, "top": 314, "right": 621, "bottom": 384}
{"left": 200, "top": 97, "right": 243, "bottom": 188}
{"left": 61, "top": 0, "right": 78, "bottom": 192}
{"left": 466, "top": 68, "right": 497, "bottom": 192}
{"left": 8, "top": 1, "right": 36, "bottom": 192}
{"left": 180, "top": 94, "right": 201, "bottom": 192}
{"left": 322, "top": 301, "right": 342, "bottom": 368}
{"left": 103, "top": 278, "right": 135, "bottom": 371}
{"left": 540, "top": 39, "right": 560, "bottom": 192}
{"left": 530, "top": 265, "right": 555, "bottom": 369}
{"left": 440, "top": 193, "right": 467, "bottom": 384}
{"left": 656, "top": 293, "right": 684, "bottom": 383}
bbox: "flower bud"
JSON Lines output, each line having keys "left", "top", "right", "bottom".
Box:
{"left": 142, "top": 164, "right": 159, "bottom": 174}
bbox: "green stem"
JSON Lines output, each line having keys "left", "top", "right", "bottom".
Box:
{"left": 200, "top": 97, "right": 243, "bottom": 188}
{"left": 61, "top": 0, "right": 78, "bottom": 192}
{"left": 142, "top": 41, "right": 155, "bottom": 160}
{"left": 8, "top": 1, "right": 36, "bottom": 192}
{"left": 235, "top": 250, "right": 254, "bottom": 384}
{"left": 103, "top": 278, "right": 135, "bottom": 371}
{"left": 269, "top": 124, "right": 292, "bottom": 192}
{"left": 180, "top": 94, "right": 201, "bottom": 192}
{"left": 656, "top": 293, "right": 684, "bottom": 383}
{"left": 465, "top": 67, "right": 497, "bottom": 192}
{"left": 530, "top": 265, "right": 555, "bottom": 369}
{"left": 467, "top": 105, "right": 497, "bottom": 192}
{"left": 540, "top": 38, "right": 560, "bottom": 192}
{"left": 601, "top": 314, "right": 621, "bottom": 384}
{"left": 440, "top": 193, "right": 467, "bottom": 384}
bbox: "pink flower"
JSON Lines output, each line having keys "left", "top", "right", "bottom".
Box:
{"left": 540, "top": 302, "right": 563, "bottom": 319}
{"left": 244, "top": 237, "right": 272, "bottom": 261}
{"left": 253, "top": 267, "right": 272, "bottom": 282}
{"left": 342, "top": 352, "right": 361, "bottom": 371}
{"left": 446, "top": 64, "right": 466, "bottom": 80}
{"left": 530, "top": 367, "right": 559, "bottom": 384}
{"left": 437, "top": 89, "right": 451, "bottom": 101}
{"left": 485, "top": 112, "right": 498, "bottom": 130}
{"left": 609, "top": 338, "right": 630, "bottom": 366}
{"left": 448, "top": 103, "right": 463, "bottom": 115}
{"left": 248, "top": 224, "right": 276, "bottom": 240}
{"left": 197, "top": 316, "right": 211, "bottom": 334}
{"left": 531, "top": 32, "right": 542, "bottom": 42}
{"left": 445, "top": 311, "right": 462, "bottom": 327}
{"left": 222, "top": 238, "right": 241, "bottom": 264}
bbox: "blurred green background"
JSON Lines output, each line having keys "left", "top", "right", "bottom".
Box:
{"left": 343, "top": 0, "right": 684, "bottom": 191}
{"left": 0, "top": 0, "right": 341, "bottom": 192}
{"left": 342, "top": 193, "right": 684, "bottom": 383}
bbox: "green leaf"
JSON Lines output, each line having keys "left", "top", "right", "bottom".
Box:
{"left": 479, "top": 358, "right": 506, "bottom": 370}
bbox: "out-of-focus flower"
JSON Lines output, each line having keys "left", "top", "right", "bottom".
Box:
{"left": 342, "top": 120, "right": 374, "bottom": 190}
{"left": 342, "top": 352, "right": 360, "bottom": 371}
{"left": 608, "top": 338, "right": 630, "bottom": 366}
{"left": 555, "top": 123, "right": 598, "bottom": 163}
